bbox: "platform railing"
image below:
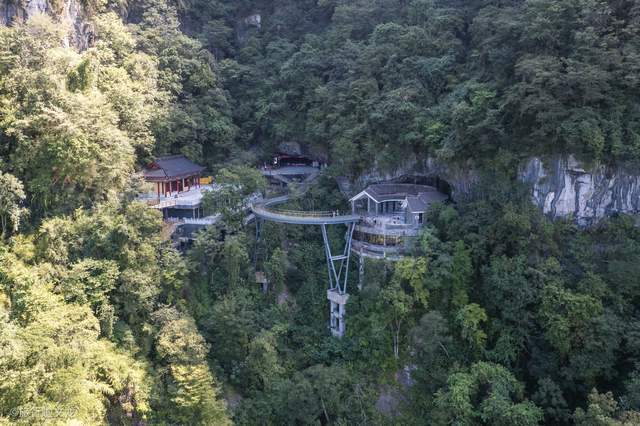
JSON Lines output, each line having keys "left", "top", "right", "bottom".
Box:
{"left": 254, "top": 206, "right": 347, "bottom": 218}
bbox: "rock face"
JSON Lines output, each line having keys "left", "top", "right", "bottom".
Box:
{"left": 522, "top": 156, "right": 640, "bottom": 224}
{"left": 347, "top": 156, "right": 479, "bottom": 200}
{"left": 244, "top": 14, "right": 261, "bottom": 29}
{"left": 236, "top": 13, "right": 261, "bottom": 46}
{"left": 0, "top": 0, "right": 93, "bottom": 49}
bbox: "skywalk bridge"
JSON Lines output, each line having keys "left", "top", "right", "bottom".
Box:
{"left": 250, "top": 194, "right": 359, "bottom": 338}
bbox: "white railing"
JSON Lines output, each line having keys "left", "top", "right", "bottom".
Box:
{"left": 183, "top": 216, "right": 220, "bottom": 225}
{"left": 166, "top": 215, "right": 220, "bottom": 225}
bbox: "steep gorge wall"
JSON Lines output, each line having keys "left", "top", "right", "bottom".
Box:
{"left": 523, "top": 156, "right": 640, "bottom": 225}
{"left": 0, "top": 0, "right": 93, "bottom": 49}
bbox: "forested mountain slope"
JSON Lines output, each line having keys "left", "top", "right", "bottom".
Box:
{"left": 0, "top": 0, "right": 639, "bottom": 425}
{"left": 182, "top": 0, "right": 640, "bottom": 171}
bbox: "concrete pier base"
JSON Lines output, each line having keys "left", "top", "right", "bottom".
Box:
{"left": 327, "top": 289, "right": 349, "bottom": 337}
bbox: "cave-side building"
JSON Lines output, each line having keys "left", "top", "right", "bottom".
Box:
{"left": 349, "top": 183, "right": 448, "bottom": 259}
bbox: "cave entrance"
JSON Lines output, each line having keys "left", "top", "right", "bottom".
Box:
{"left": 392, "top": 175, "right": 453, "bottom": 198}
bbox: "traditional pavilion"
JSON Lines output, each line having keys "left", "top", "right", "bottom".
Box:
{"left": 143, "top": 155, "right": 205, "bottom": 198}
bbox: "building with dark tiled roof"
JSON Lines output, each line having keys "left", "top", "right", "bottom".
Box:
{"left": 143, "top": 155, "right": 205, "bottom": 197}
{"left": 349, "top": 183, "right": 448, "bottom": 259}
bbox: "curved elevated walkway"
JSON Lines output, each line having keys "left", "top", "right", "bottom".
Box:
{"left": 251, "top": 169, "right": 358, "bottom": 337}
{"left": 252, "top": 168, "right": 358, "bottom": 225}
{"left": 251, "top": 193, "right": 359, "bottom": 225}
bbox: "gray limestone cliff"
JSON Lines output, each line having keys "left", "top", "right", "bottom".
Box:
{"left": 522, "top": 156, "right": 640, "bottom": 224}
{"left": 0, "top": 0, "right": 93, "bottom": 49}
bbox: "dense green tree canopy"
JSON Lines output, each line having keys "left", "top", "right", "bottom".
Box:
{"left": 0, "top": 0, "right": 639, "bottom": 424}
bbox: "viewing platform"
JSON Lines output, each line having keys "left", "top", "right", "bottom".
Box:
{"left": 138, "top": 184, "right": 219, "bottom": 211}
{"left": 349, "top": 183, "right": 448, "bottom": 259}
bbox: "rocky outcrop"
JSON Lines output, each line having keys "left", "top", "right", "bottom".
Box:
{"left": 522, "top": 156, "right": 640, "bottom": 224}
{"left": 243, "top": 14, "right": 261, "bottom": 29}
{"left": 346, "top": 156, "right": 479, "bottom": 199}
{"left": 236, "top": 13, "right": 261, "bottom": 46}
{"left": 0, "top": 0, "right": 93, "bottom": 49}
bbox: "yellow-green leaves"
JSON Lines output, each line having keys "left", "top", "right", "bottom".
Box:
{"left": 539, "top": 282, "right": 603, "bottom": 356}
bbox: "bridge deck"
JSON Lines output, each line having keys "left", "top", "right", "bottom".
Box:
{"left": 251, "top": 204, "right": 359, "bottom": 225}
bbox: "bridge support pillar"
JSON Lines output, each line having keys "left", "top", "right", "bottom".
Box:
{"left": 358, "top": 251, "right": 365, "bottom": 290}
{"left": 327, "top": 289, "right": 349, "bottom": 337}
{"left": 253, "top": 218, "right": 264, "bottom": 266}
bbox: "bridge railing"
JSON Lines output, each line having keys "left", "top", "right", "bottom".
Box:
{"left": 252, "top": 204, "right": 349, "bottom": 219}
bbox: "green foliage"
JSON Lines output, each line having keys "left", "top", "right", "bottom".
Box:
{"left": 1, "top": 1, "right": 640, "bottom": 424}
{"left": 0, "top": 171, "right": 27, "bottom": 238}
{"left": 179, "top": 0, "right": 640, "bottom": 175}
{"left": 0, "top": 252, "right": 151, "bottom": 425}
{"left": 380, "top": 257, "right": 428, "bottom": 359}
{"left": 574, "top": 389, "right": 640, "bottom": 426}
{"left": 265, "top": 247, "right": 287, "bottom": 294}
{"left": 236, "top": 363, "right": 375, "bottom": 425}
{"left": 202, "top": 165, "right": 266, "bottom": 228}
{"left": 455, "top": 303, "right": 488, "bottom": 356}
{"left": 0, "top": 15, "right": 160, "bottom": 218}
{"left": 450, "top": 240, "right": 472, "bottom": 308}
{"left": 133, "top": 0, "right": 237, "bottom": 165}
{"left": 409, "top": 311, "right": 455, "bottom": 393}
{"left": 433, "top": 362, "right": 543, "bottom": 426}
{"left": 539, "top": 281, "right": 603, "bottom": 356}
{"left": 151, "top": 306, "right": 230, "bottom": 425}
{"left": 245, "top": 330, "right": 284, "bottom": 391}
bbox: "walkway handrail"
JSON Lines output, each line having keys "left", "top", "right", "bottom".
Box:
{"left": 249, "top": 170, "right": 360, "bottom": 224}
{"left": 250, "top": 203, "right": 359, "bottom": 225}
{"left": 254, "top": 206, "right": 348, "bottom": 218}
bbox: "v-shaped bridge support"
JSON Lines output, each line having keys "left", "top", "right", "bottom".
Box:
{"left": 321, "top": 223, "right": 355, "bottom": 337}
{"left": 320, "top": 223, "right": 355, "bottom": 295}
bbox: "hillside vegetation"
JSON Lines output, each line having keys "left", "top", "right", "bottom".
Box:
{"left": 0, "top": 1, "right": 639, "bottom": 425}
